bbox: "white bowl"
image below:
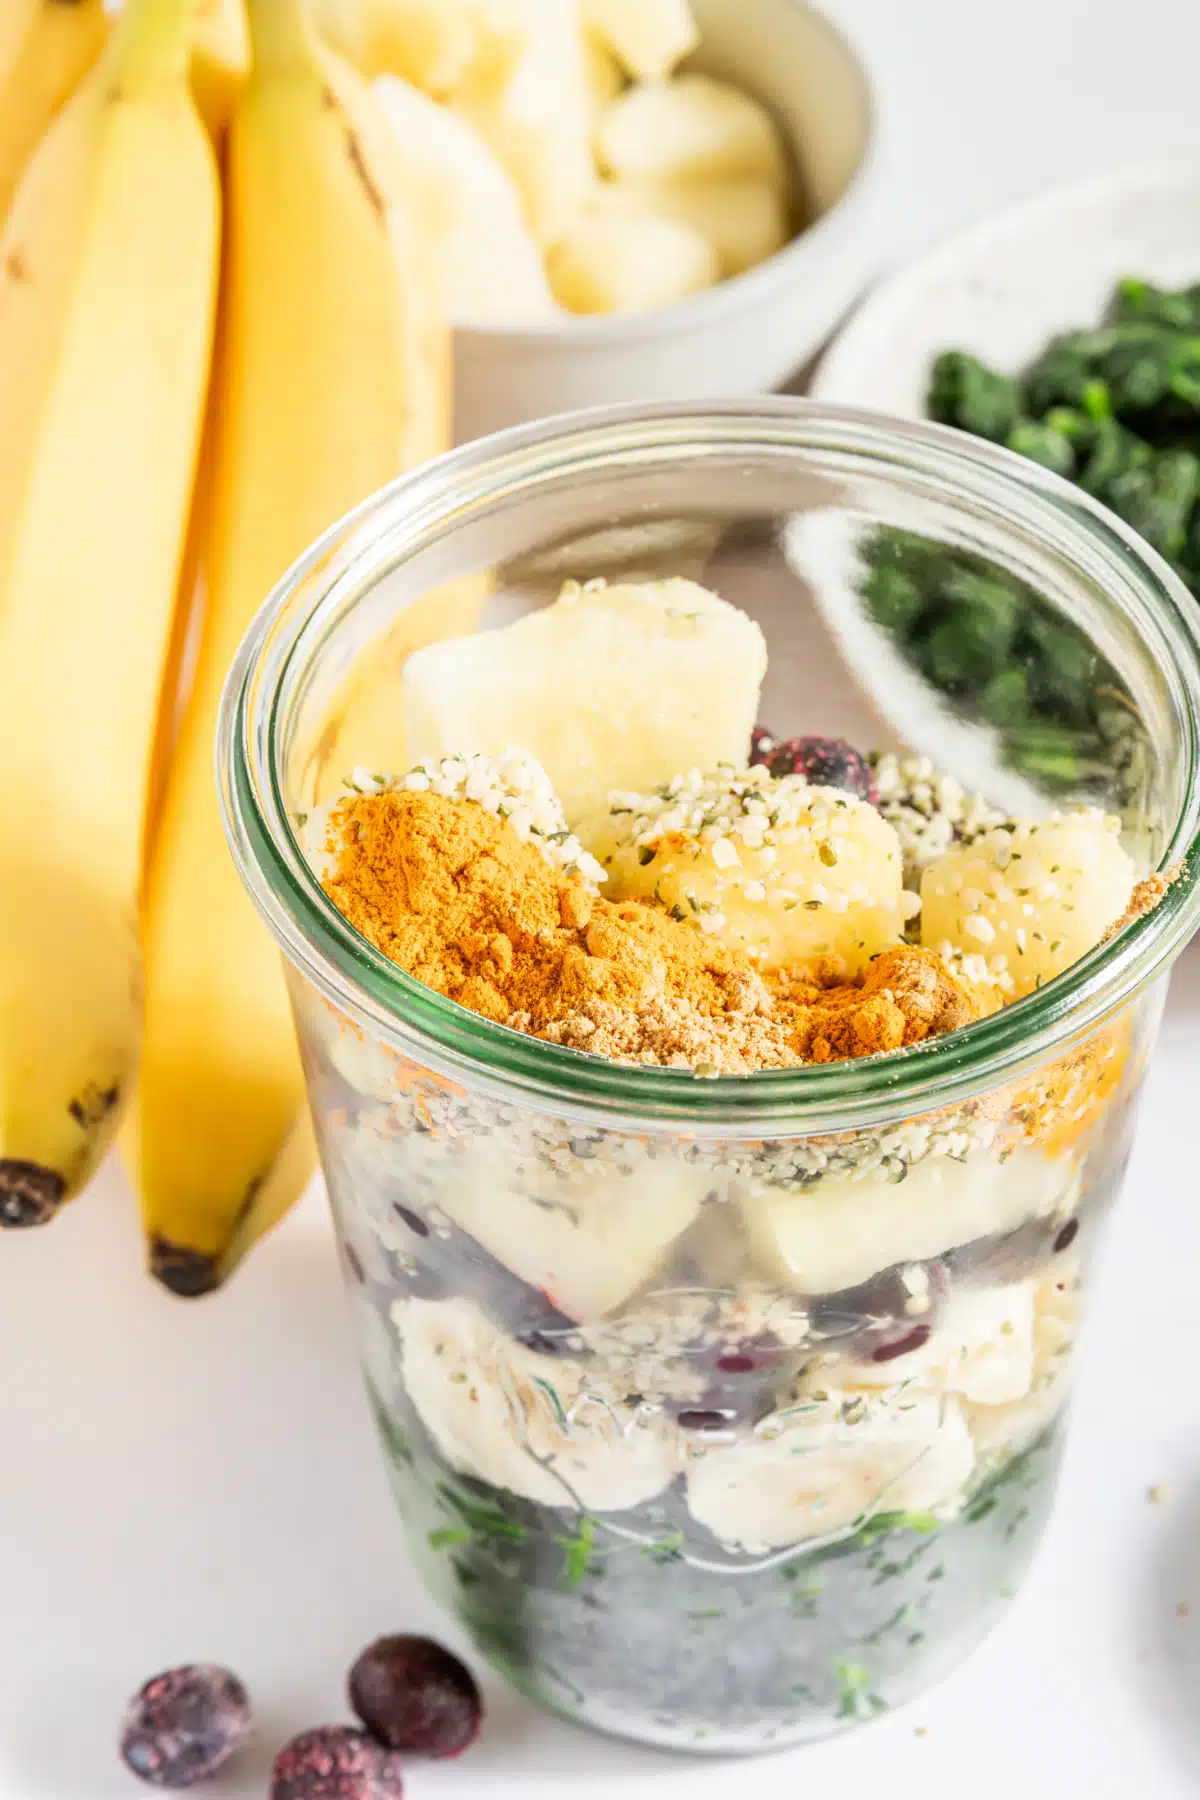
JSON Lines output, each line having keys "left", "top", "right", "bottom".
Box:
{"left": 452, "top": 0, "right": 877, "bottom": 443}
{"left": 811, "top": 162, "right": 1200, "bottom": 415}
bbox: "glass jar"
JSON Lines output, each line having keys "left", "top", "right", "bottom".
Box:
{"left": 219, "top": 403, "right": 1200, "bottom": 1754}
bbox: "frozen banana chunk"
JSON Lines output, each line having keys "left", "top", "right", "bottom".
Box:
{"left": 921, "top": 811, "right": 1137, "bottom": 999}
{"left": 596, "top": 72, "right": 788, "bottom": 187}
{"left": 743, "top": 1148, "right": 1079, "bottom": 1297}
{"left": 403, "top": 578, "right": 766, "bottom": 825}
{"left": 399, "top": 1296, "right": 681, "bottom": 1510}
{"left": 582, "top": 0, "right": 698, "bottom": 81}
{"left": 686, "top": 1389, "right": 975, "bottom": 1551}
{"left": 435, "top": 1143, "right": 706, "bottom": 1321}
{"left": 547, "top": 211, "right": 718, "bottom": 313}
{"left": 591, "top": 766, "right": 906, "bottom": 971}
{"left": 589, "top": 175, "right": 789, "bottom": 276}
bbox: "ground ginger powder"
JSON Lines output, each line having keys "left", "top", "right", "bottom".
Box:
{"left": 320, "top": 789, "right": 980, "bottom": 1072}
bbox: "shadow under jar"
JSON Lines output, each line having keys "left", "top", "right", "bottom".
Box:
{"left": 219, "top": 402, "right": 1200, "bottom": 1754}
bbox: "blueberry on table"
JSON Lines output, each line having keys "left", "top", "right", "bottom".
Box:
{"left": 269, "top": 1726, "right": 404, "bottom": 1800}
{"left": 349, "top": 1635, "right": 482, "bottom": 1758}
{"left": 119, "top": 1664, "right": 250, "bottom": 1788}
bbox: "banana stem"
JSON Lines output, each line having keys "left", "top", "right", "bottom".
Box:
{"left": 245, "top": 0, "right": 318, "bottom": 77}
{"left": 108, "top": 0, "right": 196, "bottom": 87}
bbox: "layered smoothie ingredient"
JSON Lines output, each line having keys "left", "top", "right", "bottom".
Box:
{"left": 299, "top": 573, "right": 1157, "bottom": 1748}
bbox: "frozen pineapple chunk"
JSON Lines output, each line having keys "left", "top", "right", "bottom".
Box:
{"left": 590, "top": 766, "right": 906, "bottom": 971}
{"left": 452, "top": 0, "right": 594, "bottom": 242}
{"left": 582, "top": 0, "right": 698, "bottom": 81}
{"left": 402, "top": 578, "right": 767, "bottom": 825}
{"left": 583, "top": 30, "right": 625, "bottom": 122}
{"left": 743, "top": 1148, "right": 1079, "bottom": 1296}
{"left": 921, "top": 811, "right": 1137, "bottom": 999}
{"left": 547, "top": 211, "right": 718, "bottom": 314}
{"left": 589, "top": 174, "right": 789, "bottom": 276}
{"left": 435, "top": 1139, "right": 707, "bottom": 1320}
{"left": 596, "top": 72, "right": 788, "bottom": 187}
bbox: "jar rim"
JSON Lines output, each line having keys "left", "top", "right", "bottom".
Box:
{"left": 218, "top": 399, "right": 1200, "bottom": 1134}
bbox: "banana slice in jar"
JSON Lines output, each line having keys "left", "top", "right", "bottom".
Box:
{"left": 742, "top": 1147, "right": 1080, "bottom": 1298}
{"left": 685, "top": 1388, "right": 976, "bottom": 1553}
{"left": 965, "top": 1259, "right": 1081, "bottom": 1459}
{"left": 398, "top": 1295, "right": 682, "bottom": 1510}
{"left": 827, "top": 1280, "right": 1038, "bottom": 1407}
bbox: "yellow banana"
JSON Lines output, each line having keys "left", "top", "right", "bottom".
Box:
{"left": 191, "top": 0, "right": 251, "bottom": 140}
{"left": 0, "top": 0, "right": 219, "bottom": 1228}
{"left": 0, "top": 0, "right": 108, "bottom": 228}
{"left": 135, "top": 0, "right": 450, "bottom": 1292}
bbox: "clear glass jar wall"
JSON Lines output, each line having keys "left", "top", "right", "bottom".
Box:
{"left": 296, "top": 971, "right": 1156, "bottom": 1750}
{"left": 222, "top": 404, "right": 1200, "bottom": 1753}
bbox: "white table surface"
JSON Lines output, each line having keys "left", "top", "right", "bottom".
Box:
{"left": 7, "top": 2, "right": 1200, "bottom": 1794}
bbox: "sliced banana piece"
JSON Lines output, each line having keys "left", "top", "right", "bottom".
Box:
{"left": 686, "top": 1389, "right": 975, "bottom": 1552}
{"left": 965, "top": 1261, "right": 1080, "bottom": 1458}
{"left": 743, "top": 1148, "right": 1080, "bottom": 1297}
{"left": 921, "top": 812, "right": 1137, "bottom": 999}
{"left": 403, "top": 578, "right": 766, "bottom": 825}
{"left": 372, "top": 75, "right": 557, "bottom": 322}
{"left": 589, "top": 174, "right": 789, "bottom": 277}
{"left": 833, "top": 1281, "right": 1037, "bottom": 1407}
{"left": 596, "top": 72, "right": 788, "bottom": 187}
{"left": 546, "top": 209, "right": 718, "bottom": 314}
{"left": 399, "top": 1295, "right": 682, "bottom": 1509}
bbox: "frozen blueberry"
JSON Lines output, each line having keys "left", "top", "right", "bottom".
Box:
{"left": 119, "top": 1664, "right": 251, "bottom": 1788}
{"left": 269, "top": 1726, "right": 404, "bottom": 1800}
{"left": 750, "top": 729, "right": 878, "bottom": 803}
{"left": 349, "top": 1636, "right": 481, "bottom": 1759}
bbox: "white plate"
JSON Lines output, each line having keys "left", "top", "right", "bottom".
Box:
{"left": 811, "top": 161, "right": 1200, "bottom": 415}
{"left": 798, "top": 163, "right": 1200, "bottom": 810}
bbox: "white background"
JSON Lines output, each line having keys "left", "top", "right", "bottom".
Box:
{"left": 6, "top": 2, "right": 1200, "bottom": 1795}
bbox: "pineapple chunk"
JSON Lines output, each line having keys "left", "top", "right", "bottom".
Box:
{"left": 452, "top": 0, "right": 595, "bottom": 242}
{"left": 373, "top": 74, "right": 557, "bottom": 323}
{"left": 402, "top": 578, "right": 767, "bottom": 825}
{"left": 590, "top": 767, "right": 906, "bottom": 971}
{"left": 436, "top": 1141, "right": 707, "bottom": 1320}
{"left": 589, "top": 174, "right": 789, "bottom": 276}
{"left": 743, "top": 1148, "right": 1078, "bottom": 1297}
{"left": 921, "top": 812, "right": 1137, "bottom": 999}
{"left": 547, "top": 211, "right": 718, "bottom": 314}
{"left": 596, "top": 72, "right": 788, "bottom": 187}
{"left": 582, "top": 0, "right": 698, "bottom": 81}
{"left": 583, "top": 30, "right": 625, "bottom": 122}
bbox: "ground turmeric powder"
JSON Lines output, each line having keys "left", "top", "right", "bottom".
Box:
{"left": 320, "top": 789, "right": 979, "bottom": 1070}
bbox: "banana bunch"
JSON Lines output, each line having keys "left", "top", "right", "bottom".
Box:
{"left": 0, "top": 0, "right": 457, "bottom": 1291}
{"left": 0, "top": 0, "right": 789, "bottom": 1290}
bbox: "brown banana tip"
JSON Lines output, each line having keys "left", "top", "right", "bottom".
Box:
{"left": 0, "top": 1161, "right": 66, "bottom": 1226}
{"left": 149, "top": 1237, "right": 222, "bottom": 1298}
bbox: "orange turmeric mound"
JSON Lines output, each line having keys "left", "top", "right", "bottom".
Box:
{"left": 768, "top": 946, "right": 981, "bottom": 1063}
{"left": 321, "top": 789, "right": 979, "bottom": 1069}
